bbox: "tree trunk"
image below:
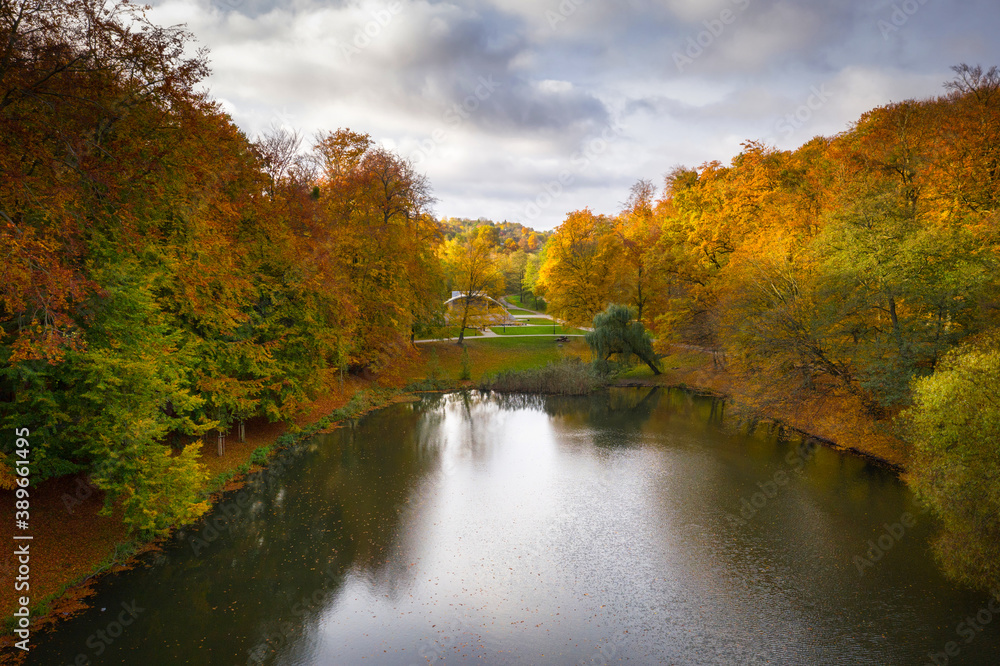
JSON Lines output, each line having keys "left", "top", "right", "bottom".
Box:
{"left": 636, "top": 266, "right": 644, "bottom": 323}
{"left": 888, "top": 293, "right": 905, "bottom": 354}
{"left": 457, "top": 297, "right": 469, "bottom": 345}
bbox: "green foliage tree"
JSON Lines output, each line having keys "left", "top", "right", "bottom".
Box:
{"left": 904, "top": 336, "right": 1000, "bottom": 591}
{"left": 586, "top": 304, "right": 661, "bottom": 375}
{"left": 522, "top": 252, "right": 545, "bottom": 310}
{"left": 817, "top": 180, "right": 994, "bottom": 408}
{"left": 51, "top": 260, "right": 210, "bottom": 534}
{"left": 503, "top": 249, "right": 529, "bottom": 299}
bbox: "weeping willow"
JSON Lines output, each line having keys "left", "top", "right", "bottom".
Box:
{"left": 585, "top": 304, "right": 661, "bottom": 375}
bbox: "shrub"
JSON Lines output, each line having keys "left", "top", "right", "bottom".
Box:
{"left": 478, "top": 358, "right": 607, "bottom": 395}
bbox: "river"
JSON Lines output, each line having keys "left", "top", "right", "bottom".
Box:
{"left": 26, "top": 389, "right": 1000, "bottom": 664}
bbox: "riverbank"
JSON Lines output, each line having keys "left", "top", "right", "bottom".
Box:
{"left": 616, "top": 347, "right": 908, "bottom": 469}
{"left": 0, "top": 336, "right": 905, "bottom": 659}
{"left": 0, "top": 363, "right": 396, "bottom": 657}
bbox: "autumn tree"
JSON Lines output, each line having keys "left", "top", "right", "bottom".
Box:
{"left": 536, "top": 209, "right": 622, "bottom": 326}
{"left": 0, "top": 1, "right": 447, "bottom": 534}
{"left": 314, "top": 129, "right": 441, "bottom": 369}
{"left": 443, "top": 227, "right": 505, "bottom": 344}
{"left": 0, "top": 0, "right": 208, "bottom": 363}
{"left": 615, "top": 180, "right": 659, "bottom": 323}
{"left": 934, "top": 64, "right": 1000, "bottom": 215}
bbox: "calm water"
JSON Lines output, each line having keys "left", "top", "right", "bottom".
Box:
{"left": 26, "top": 389, "right": 1000, "bottom": 665}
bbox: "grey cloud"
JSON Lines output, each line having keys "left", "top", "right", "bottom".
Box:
{"left": 146, "top": 0, "right": 1000, "bottom": 229}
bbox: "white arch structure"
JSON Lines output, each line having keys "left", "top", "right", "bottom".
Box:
{"left": 443, "top": 292, "right": 515, "bottom": 326}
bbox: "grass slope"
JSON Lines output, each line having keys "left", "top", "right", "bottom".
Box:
{"left": 506, "top": 293, "right": 546, "bottom": 312}
{"left": 490, "top": 325, "right": 586, "bottom": 336}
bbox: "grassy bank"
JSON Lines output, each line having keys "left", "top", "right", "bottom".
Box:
{"left": 479, "top": 358, "right": 606, "bottom": 394}
{"left": 418, "top": 337, "right": 590, "bottom": 381}
{"left": 422, "top": 325, "right": 482, "bottom": 339}
{"left": 509, "top": 317, "right": 555, "bottom": 325}
{"left": 618, "top": 347, "right": 908, "bottom": 467}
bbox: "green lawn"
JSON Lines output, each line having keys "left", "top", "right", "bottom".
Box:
{"left": 505, "top": 307, "right": 535, "bottom": 315}
{"left": 416, "top": 336, "right": 704, "bottom": 385}
{"left": 490, "top": 325, "right": 586, "bottom": 336}
{"left": 510, "top": 317, "right": 554, "bottom": 325}
{"left": 424, "top": 326, "right": 481, "bottom": 338}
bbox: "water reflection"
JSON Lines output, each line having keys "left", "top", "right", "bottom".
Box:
{"left": 22, "top": 390, "right": 1000, "bottom": 665}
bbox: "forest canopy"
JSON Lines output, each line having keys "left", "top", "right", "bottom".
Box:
{"left": 538, "top": 65, "right": 1000, "bottom": 418}
{"left": 0, "top": 0, "right": 444, "bottom": 532}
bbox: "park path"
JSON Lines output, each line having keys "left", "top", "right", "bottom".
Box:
{"left": 413, "top": 296, "right": 592, "bottom": 343}
{"left": 501, "top": 297, "right": 595, "bottom": 333}
{"left": 413, "top": 333, "right": 585, "bottom": 344}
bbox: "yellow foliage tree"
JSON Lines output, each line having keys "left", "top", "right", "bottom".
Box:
{"left": 442, "top": 228, "right": 506, "bottom": 344}
{"left": 537, "top": 209, "right": 623, "bottom": 327}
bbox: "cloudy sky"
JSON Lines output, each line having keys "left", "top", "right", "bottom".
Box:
{"left": 147, "top": 0, "right": 1000, "bottom": 230}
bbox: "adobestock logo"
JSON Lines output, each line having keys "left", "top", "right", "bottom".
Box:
{"left": 852, "top": 511, "right": 917, "bottom": 576}
{"left": 724, "top": 438, "right": 818, "bottom": 528}
{"left": 410, "top": 75, "right": 502, "bottom": 166}
{"left": 340, "top": 1, "right": 404, "bottom": 62}
{"left": 878, "top": 0, "right": 933, "bottom": 40}
{"left": 672, "top": 0, "right": 751, "bottom": 72}
{"left": 545, "top": 0, "right": 590, "bottom": 31}
{"left": 923, "top": 591, "right": 1000, "bottom": 666}
{"left": 774, "top": 84, "right": 833, "bottom": 139}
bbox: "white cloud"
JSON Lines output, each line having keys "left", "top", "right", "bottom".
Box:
{"left": 146, "top": 0, "right": 1000, "bottom": 230}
